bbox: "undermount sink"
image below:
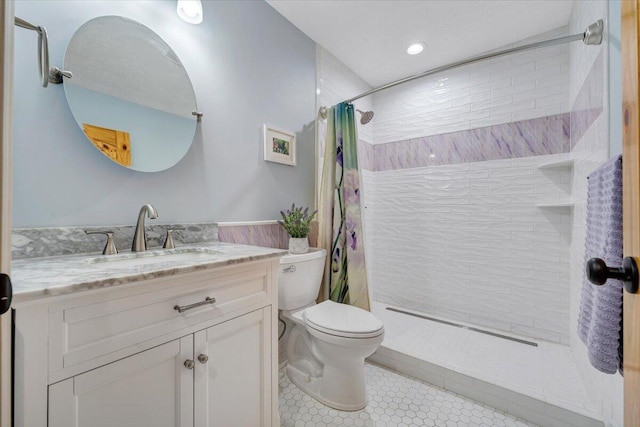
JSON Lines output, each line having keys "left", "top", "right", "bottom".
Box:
{"left": 84, "top": 247, "right": 222, "bottom": 268}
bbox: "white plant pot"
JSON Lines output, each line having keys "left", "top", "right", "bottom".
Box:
{"left": 289, "top": 237, "right": 309, "bottom": 254}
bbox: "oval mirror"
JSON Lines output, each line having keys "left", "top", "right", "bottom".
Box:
{"left": 64, "top": 16, "right": 197, "bottom": 172}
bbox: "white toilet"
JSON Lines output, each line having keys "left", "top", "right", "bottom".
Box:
{"left": 279, "top": 248, "right": 384, "bottom": 411}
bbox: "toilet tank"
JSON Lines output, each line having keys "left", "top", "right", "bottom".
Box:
{"left": 279, "top": 248, "right": 327, "bottom": 311}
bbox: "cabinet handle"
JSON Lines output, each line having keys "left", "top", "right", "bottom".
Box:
{"left": 197, "top": 354, "right": 209, "bottom": 364}
{"left": 174, "top": 296, "right": 216, "bottom": 313}
{"left": 184, "top": 359, "right": 195, "bottom": 370}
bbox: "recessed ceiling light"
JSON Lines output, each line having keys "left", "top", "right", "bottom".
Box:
{"left": 407, "top": 42, "right": 426, "bottom": 55}
{"left": 177, "top": 0, "right": 203, "bottom": 24}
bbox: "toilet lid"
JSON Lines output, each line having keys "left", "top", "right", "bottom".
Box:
{"left": 303, "top": 300, "right": 384, "bottom": 338}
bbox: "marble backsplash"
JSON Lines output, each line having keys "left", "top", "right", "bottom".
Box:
{"left": 12, "top": 223, "right": 219, "bottom": 259}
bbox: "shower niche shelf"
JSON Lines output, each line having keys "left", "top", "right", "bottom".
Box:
{"left": 537, "top": 159, "right": 574, "bottom": 170}
{"left": 536, "top": 158, "right": 574, "bottom": 213}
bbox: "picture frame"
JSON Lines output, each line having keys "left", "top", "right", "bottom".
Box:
{"left": 263, "top": 125, "right": 296, "bottom": 166}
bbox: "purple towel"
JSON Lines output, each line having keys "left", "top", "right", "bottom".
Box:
{"left": 577, "top": 155, "right": 623, "bottom": 374}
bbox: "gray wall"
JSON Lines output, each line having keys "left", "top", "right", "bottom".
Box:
{"left": 13, "top": 0, "right": 316, "bottom": 227}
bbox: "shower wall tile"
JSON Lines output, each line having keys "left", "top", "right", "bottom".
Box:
{"left": 361, "top": 153, "right": 573, "bottom": 345}
{"left": 372, "top": 113, "right": 570, "bottom": 171}
{"left": 317, "top": 47, "right": 374, "bottom": 141}
{"left": 357, "top": 139, "right": 375, "bottom": 171}
{"left": 373, "top": 27, "right": 570, "bottom": 145}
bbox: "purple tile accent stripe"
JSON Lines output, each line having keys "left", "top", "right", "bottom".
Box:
{"left": 570, "top": 50, "right": 604, "bottom": 148}
{"left": 372, "top": 113, "right": 570, "bottom": 171}
{"left": 357, "top": 139, "right": 375, "bottom": 171}
{"left": 217, "top": 222, "right": 318, "bottom": 250}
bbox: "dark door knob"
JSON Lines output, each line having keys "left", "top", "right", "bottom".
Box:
{"left": 586, "top": 257, "right": 639, "bottom": 294}
{"left": 0, "top": 274, "right": 11, "bottom": 315}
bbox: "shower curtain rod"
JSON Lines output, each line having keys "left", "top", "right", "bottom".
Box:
{"left": 343, "top": 19, "right": 604, "bottom": 104}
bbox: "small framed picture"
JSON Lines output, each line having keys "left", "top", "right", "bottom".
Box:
{"left": 263, "top": 125, "right": 296, "bottom": 166}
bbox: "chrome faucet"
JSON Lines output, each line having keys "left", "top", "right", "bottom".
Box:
{"left": 132, "top": 204, "right": 158, "bottom": 252}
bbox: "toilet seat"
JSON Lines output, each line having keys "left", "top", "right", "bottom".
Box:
{"left": 303, "top": 300, "right": 384, "bottom": 339}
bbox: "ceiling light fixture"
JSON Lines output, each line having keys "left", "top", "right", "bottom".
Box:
{"left": 177, "top": 0, "right": 203, "bottom": 24}
{"left": 406, "top": 42, "right": 426, "bottom": 55}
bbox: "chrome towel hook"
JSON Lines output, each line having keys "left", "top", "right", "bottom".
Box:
{"left": 15, "top": 16, "right": 72, "bottom": 88}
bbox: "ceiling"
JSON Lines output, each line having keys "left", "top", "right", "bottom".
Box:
{"left": 267, "top": 0, "right": 574, "bottom": 87}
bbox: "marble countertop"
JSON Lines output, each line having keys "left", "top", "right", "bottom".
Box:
{"left": 11, "top": 242, "right": 286, "bottom": 304}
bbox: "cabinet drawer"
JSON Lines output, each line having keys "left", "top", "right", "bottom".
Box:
{"left": 49, "top": 263, "right": 273, "bottom": 381}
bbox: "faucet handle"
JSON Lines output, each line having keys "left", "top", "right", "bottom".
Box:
{"left": 163, "top": 228, "right": 183, "bottom": 249}
{"left": 85, "top": 230, "right": 118, "bottom": 255}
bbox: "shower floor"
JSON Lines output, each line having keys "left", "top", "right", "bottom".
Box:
{"left": 368, "top": 302, "right": 602, "bottom": 427}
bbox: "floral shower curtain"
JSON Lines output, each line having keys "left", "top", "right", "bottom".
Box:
{"left": 317, "top": 102, "right": 370, "bottom": 311}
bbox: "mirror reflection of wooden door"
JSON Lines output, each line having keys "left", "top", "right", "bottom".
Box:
{"left": 622, "top": 1, "right": 640, "bottom": 425}
{"left": 83, "top": 124, "right": 131, "bottom": 167}
{"left": 0, "top": 1, "right": 13, "bottom": 426}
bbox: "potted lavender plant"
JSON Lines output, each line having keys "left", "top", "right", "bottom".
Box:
{"left": 278, "top": 203, "right": 317, "bottom": 254}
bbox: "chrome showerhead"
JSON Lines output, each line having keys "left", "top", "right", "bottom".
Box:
{"left": 356, "top": 109, "right": 374, "bottom": 125}
{"left": 318, "top": 106, "right": 329, "bottom": 120}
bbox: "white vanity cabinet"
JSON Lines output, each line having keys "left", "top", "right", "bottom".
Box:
{"left": 49, "top": 335, "right": 195, "bottom": 427}
{"left": 13, "top": 257, "right": 280, "bottom": 427}
{"left": 194, "top": 308, "right": 272, "bottom": 427}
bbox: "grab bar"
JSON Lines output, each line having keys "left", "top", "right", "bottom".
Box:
{"left": 14, "top": 16, "right": 72, "bottom": 88}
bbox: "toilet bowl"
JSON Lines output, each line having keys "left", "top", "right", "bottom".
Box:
{"left": 279, "top": 249, "right": 384, "bottom": 411}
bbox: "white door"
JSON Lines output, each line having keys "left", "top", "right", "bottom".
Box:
{"left": 194, "top": 307, "right": 272, "bottom": 427}
{"left": 49, "top": 336, "right": 194, "bottom": 427}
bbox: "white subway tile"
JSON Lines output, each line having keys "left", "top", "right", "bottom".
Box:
{"left": 452, "top": 91, "right": 491, "bottom": 107}
{"left": 451, "top": 74, "right": 491, "bottom": 91}
{"left": 493, "top": 100, "right": 536, "bottom": 116}
{"left": 470, "top": 76, "right": 513, "bottom": 95}
{"left": 469, "top": 113, "right": 513, "bottom": 128}
{"left": 536, "top": 53, "right": 570, "bottom": 70}
{"left": 491, "top": 81, "right": 537, "bottom": 99}
{"left": 513, "top": 64, "right": 564, "bottom": 85}
{"left": 513, "top": 84, "right": 563, "bottom": 103}
{"left": 470, "top": 95, "right": 513, "bottom": 112}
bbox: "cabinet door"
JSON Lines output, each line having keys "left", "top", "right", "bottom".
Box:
{"left": 194, "top": 307, "right": 272, "bottom": 427}
{"left": 49, "top": 335, "right": 194, "bottom": 427}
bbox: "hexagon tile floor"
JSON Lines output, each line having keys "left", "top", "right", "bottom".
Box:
{"left": 279, "top": 363, "right": 538, "bottom": 427}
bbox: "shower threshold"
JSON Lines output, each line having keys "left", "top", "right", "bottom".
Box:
{"left": 385, "top": 307, "right": 538, "bottom": 347}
